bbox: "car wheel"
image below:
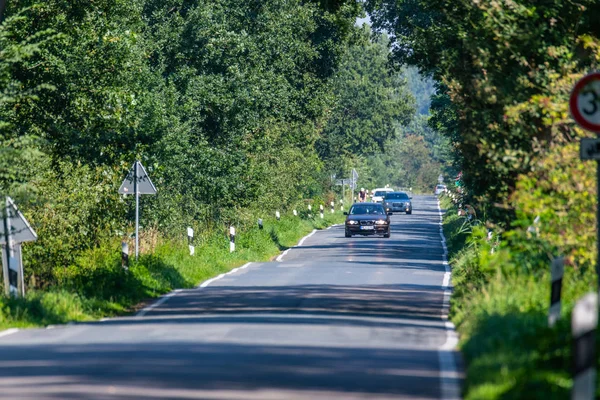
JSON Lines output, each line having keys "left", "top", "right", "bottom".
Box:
{"left": 406, "top": 210, "right": 412, "bottom": 215}
{"left": 345, "top": 229, "right": 352, "bottom": 238}
{"left": 383, "top": 229, "right": 390, "bottom": 238}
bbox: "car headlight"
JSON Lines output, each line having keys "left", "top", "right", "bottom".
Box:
{"left": 347, "top": 220, "right": 359, "bottom": 225}
{"left": 375, "top": 220, "right": 387, "bottom": 225}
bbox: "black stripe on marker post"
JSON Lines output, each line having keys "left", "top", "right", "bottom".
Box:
{"left": 549, "top": 257, "right": 564, "bottom": 327}
{"left": 573, "top": 329, "right": 596, "bottom": 376}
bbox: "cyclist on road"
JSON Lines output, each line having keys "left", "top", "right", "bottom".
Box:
{"left": 358, "top": 188, "right": 367, "bottom": 202}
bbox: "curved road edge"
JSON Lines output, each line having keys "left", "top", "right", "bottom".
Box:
{"left": 437, "top": 198, "right": 462, "bottom": 400}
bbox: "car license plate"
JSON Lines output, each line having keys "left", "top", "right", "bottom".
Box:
{"left": 360, "top": 226, "right": 374, "bottom": 230}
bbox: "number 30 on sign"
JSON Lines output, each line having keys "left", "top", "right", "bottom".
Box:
{"left": 570, "top": 72, "right": 600, "bottom": 133}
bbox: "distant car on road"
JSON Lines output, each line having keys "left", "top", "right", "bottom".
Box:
{"left": 435, "top": 184, "right": 447, "bottom": 195}
{"left": 383, "top": 192, "right": 412, "bottom": 215}
{"left": 344, "top": 203, "right": 391, "bottom": 238}
{"left": 371, "top": 187, "right": 394, "bottom": 203}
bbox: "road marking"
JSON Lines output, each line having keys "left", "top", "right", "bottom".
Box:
{"left": 437, "top": 198, "right": 461, "bottom": 400}
{"left": 276, "top": 229, "right": 318, "bottom": 262}
{"left": 137, "top": 261, "right": 257, "bottom": 317}
{"left": 136, "top": 289, "right": 183, "bottom": 317}
{"left": 0, "top": 328, "right": 19, "bottom": 338}
{"left": 275, "top": 249, "right": 291, "bottom": 262}
{"left": 297, "top": 229, "right": 317, "bottom": 247}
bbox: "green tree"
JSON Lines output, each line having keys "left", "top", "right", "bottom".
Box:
{"left": 318, "top": 29, "right": 414, "bottom": 176}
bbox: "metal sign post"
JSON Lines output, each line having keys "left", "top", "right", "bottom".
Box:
{"left": 119, "top": 161, "right": 157, "bottom": 260}
{"left": 0, "top": 197, "right": 37, "bottom": 297}
{"left": 570, "top": 72, "right": 600, "bottom": 292}
{"left": 351, "top": 169, "right": 358, "bottom": 204}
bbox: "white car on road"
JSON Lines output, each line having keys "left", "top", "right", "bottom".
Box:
{"left": 371, "top": 187, "right": 394, "bottom": 203}
{"left": 435, "top": 184, "right": 447, "bottom": 195}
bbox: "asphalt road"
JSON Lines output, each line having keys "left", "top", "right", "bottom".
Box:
{"left": 0, "top": 195, "right": 462, "bottom": 399}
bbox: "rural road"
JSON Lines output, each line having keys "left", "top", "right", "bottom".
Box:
{"left": 0, "top": 195, "right": 462, "bottom": 399}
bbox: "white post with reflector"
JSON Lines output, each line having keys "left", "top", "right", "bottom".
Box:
{"left": 229, "top": 226, "right": 236, "bottom": 253}
{"left": 293, "top": 209, "right": 297, "bottom": 216}
{"left": 276, "top": 211, "right": 280, "bottom": 221}
{"left": 571, "top": 292, "right": 597, "bottom": 400}
{"left": 187, "top": 227, "right": 194, "bottom": 256}
{"left": 319, "top": 205, "right": 324, "bottom": 219}
{"left": 330, "top": 201, "right": 335, "bottom": 213}
{"left": 121, "top": 241, "right": 129, "bottom": 269}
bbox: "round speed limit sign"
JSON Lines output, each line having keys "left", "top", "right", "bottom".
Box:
{"left": 570, "top": 72, "right": 600, "bottom": 133}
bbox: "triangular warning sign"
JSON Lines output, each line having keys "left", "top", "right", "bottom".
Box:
{"left": 0, "top": 197, "right": 38, "bottom": 244}
{"left": 118, "top": 161, "right": 157, "bottom": 195}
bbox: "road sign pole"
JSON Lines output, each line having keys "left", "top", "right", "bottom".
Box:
{"left": 597, "top": 162, "right": 600, "bottom": 291}
{"left": 134, "top": 161, "right": 139, "bottom": 260}
{"left": 571, "top": 73, "right": 600, "bottom": 294}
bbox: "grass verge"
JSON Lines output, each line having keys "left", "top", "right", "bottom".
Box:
{"left": 0, "top": 211, "right": 345, "bottom": 330}
{"left": 441, "top": 196, "right": 599, "bottom": 400}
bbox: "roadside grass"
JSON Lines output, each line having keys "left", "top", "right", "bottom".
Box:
{"left": 441, "top": 195, "right": 599, "bottom": 399}
{"left": 0, "top": 211, "right": 345, "bottom": 330}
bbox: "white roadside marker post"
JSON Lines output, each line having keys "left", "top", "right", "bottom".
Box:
{"left": 308, "top": 204, "right": 312, "bottom": 218}
{"left": 549, "top": 257, "right": 564, "bottom": 327}
{"left": 340, "top": 199, "right": 344, "bottom": 211}
{"left": 330, "top": 201, "right": 335, "bottom": 213}
{"left": 187, "top": 227, "right": 194, "bottom": 256}
{"left": 229, "top": 226, "right": 236, "bottom": 253}
{"left": 121, "top": 241, "right": 129, "bottom": 269}
{"left": 319, "top": 205, "right": 324, "bottom": 219}
{"left": 276, "top": 211, "right": 281, "bottom": 221}
{"left": 258, "top": 218, "right": 263, "bottom": 230}
{"left": 571, "top": 293, "right": 598, "bottom": 400}
{"left": 293, "top": 209, "right": 297, "bottom": 217}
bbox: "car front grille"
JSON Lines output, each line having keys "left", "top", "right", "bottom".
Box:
{"left": 393, "top": 202, "right": 404, "bottom": 207}
{"left": 360, "top": 220, "right": 375, "bottom": 226}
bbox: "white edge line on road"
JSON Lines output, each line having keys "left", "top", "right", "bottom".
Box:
{"left": 437, "top": 199, "right": 462, "bottom": 400}
{"left": 297, "top": 229, "right": 317, "bottom": 247}
{"left": 137, "top": 261, "right": 256, "bottom": 317}
{"left": 138, "top": 222, "right": 339, "bottom": 314}
{"left": 0, "top": 328, "right": 19, "bottom": 338}
{"left": 276, "top": 229, "right": 319, "bottom": 262}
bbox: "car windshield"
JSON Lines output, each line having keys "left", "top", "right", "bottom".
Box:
{"left": 374, "top": 191, "right": 388, "bottom": 197}
{"left": 385, "top": 193, "right": 409, "bottom": 200}
{"left": 436, "top": 185, "right": 445, "bottom": 189}
{"left": 349, "top": 205, "right": 385, "bottom": 215}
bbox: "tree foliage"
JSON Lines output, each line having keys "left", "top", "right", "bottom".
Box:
{"left": 366, "top": 0, "right": 600, "bottom": 219}
{"left": 318, "top": 29, "right": 415, "bottom": 178}
{"left": 0, "top": 0, "right": 362, "bottom": 287}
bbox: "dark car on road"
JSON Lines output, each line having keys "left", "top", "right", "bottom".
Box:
{"left": 383, "top": 192, "right": 412, "bottom": 215}
{"left": 344, "top": 203, "right": 391, "bottom": 238}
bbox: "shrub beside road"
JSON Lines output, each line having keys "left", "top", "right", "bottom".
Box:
{"left": 0, "top": 210, "right": 345, "bottom": 330}
{"left": 441, "top": 195, "right": 598, "bottom": 399}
